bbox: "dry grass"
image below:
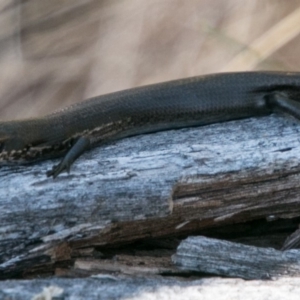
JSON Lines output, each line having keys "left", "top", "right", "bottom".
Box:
{"left": 0, "top": 0, "right": 300, "bottom": 120}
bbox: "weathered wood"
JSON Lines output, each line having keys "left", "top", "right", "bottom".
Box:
{"left": 1, "top": 276, "right": 300, "bottom": 300}
{"left": 173, "top": 236, "right": 300, "bottom": 279}
{"left": 282, "top": 227, "right": 300, "bottom": 250}
{"left": 1, "top": 115, "right": 300, "bottom": 277}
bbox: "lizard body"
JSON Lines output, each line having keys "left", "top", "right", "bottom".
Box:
{"left": 1, "top": 71, "right": 300, "bottom": 177}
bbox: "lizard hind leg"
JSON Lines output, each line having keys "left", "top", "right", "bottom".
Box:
{"left": 46, "top": 136, "right": 91, "bottom": 178}
{"left": 266, "top": 91, "right": 300, "bottom": 120}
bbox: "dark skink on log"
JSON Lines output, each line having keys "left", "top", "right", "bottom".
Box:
{"left": 0, "top": 71, "right": 300, "bottom": 178}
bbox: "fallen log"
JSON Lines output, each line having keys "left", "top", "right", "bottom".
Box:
{"left": 1, "top": 114, "right": 300, "bottom": 278}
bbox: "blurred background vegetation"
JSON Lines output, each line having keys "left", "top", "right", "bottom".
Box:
{"left": 1, "top": 0, "right": 300, "bottom": 120}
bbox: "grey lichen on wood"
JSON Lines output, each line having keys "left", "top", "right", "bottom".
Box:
{"left": 1, "top": 114, "right": 300, "bottom": 277}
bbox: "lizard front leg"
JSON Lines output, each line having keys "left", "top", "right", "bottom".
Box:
{"left": 46, "top": 136, "right": 91, "bottom": 178}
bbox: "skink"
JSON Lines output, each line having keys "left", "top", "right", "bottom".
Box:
{"left": 1, "top": 71, "right": 300, "bottom": 178}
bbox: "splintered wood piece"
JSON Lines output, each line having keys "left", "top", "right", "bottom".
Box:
{"left": 173, "top": 236, "right": 300, "bottom": 279}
